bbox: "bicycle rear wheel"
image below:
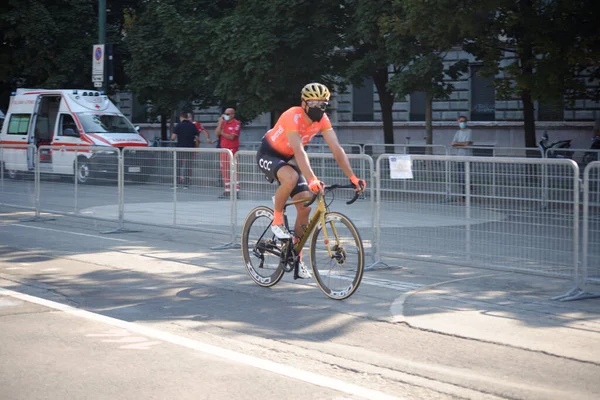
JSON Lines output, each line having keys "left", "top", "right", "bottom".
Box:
{"left": 309, "top": 212, "right": 364, "bottom": 300}
{"left": 241, "top": 206, "right": 285, "bottom": 287}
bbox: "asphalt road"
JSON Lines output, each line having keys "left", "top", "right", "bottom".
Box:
{"left": 1, "top": 207, "right": 599, "bottom": 400}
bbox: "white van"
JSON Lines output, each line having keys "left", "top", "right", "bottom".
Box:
{"left": 0, "top": 88, "right": 150, "bottom": 183}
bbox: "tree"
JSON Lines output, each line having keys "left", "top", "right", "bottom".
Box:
{"left": 0, "top": 0, "right": 96, "bottom": 110}
{"left": 341, "top": 0, "right": 397, "bottom": 145}
{"left": 124, "top": 0, "right": 219, "bottom": 138}
{"left": 383, "top": 1, "right": 467, "bottom": 147}
{"left": 404, "top": 0, "right": 600, "bottom": 148}
{"left": 205, "top": 0, "right": 346, "bottom": 125}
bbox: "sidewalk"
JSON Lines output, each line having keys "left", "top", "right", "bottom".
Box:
{"left": 383, "top": 259, "right": 600, "bottom": 364}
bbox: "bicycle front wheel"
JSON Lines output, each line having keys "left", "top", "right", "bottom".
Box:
{"left": 309, "top": 212, "right": 364, "bottom": 300}
{"left": 241, "top": 206, "right": 285, "bottom": 287}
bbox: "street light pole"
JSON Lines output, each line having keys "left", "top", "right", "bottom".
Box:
{"left": 99, "top": 0, "right": 106, "bottom": 92}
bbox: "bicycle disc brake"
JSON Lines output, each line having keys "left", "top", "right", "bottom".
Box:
{"left": 332, "top": 244, "right": 347, "bottom": 265}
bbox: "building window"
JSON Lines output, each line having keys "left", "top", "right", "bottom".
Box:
{"left": 352, "top": 77, "right": 374, "bottom": 121}
{"left": 409, "top": 91, "right": 426, "bottom": 121}
{"left": 471, "top": 65, "right": 495, "bottom": 121}
{"left": 538, "top": 99, "right": 564, "bottom": 121}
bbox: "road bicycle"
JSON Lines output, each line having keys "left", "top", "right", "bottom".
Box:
{"left": 241, "top": 184, "right": 364, "bottom": 300}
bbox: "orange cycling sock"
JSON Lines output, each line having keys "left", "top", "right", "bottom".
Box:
{"left": 272, "top": 210, "right": 284, "bottom": 226}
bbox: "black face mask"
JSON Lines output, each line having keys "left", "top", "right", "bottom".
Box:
{"left": 306, "top": 106, "right": 325, "bottom": 122}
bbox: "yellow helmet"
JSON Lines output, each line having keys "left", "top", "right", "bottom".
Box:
{"left": 301, "top": 83, "right": 330, "bottom": 102}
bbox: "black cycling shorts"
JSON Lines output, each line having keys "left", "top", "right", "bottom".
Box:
{"left": 256, "top": 139, "right": 308, "bottom": 198}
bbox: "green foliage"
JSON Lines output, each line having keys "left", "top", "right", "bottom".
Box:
{"left": 206, "top": 0, "right": 346, "bottom": 122}
{"left": 0, "top": 0, "right": 96, "bottom": 108}
{"left": 124, "top": 0, "right": 219, "bottom": 120}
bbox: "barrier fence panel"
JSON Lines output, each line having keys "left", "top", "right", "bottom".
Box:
{"left": 363, "top": 143, "right": 448, "bottom": 159}
{"left": 449, "top": 146, "right": 541, "bottom": 158}
{"left": 376, "top": 155, "right": 579, "bottom": 279}
{"left": 34, "top": 145, "right": 120, "bottom": 222}
{"left": 547, "top": 148, "right": 600, "bottom": 172}
{"left": 578, "top": 162, "right": 600, "bottom": 300}
{"left": 239, "top": 141, "right": 263, "bottom": 151}
{"left": 0, "top": 144, "right": 37, "bottom": 211}
{"left": 121, "top": 147, "right": 235, "bottom": 239}
{"left": 235, "top": 151, "right": 376, "bottom": 261}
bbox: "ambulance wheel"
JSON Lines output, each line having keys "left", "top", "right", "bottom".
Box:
{"left": 6, "top": 166, "right": 19, "bottom": 180}
{"left": 75, "top": 157, "right": 91, "bottom": 184}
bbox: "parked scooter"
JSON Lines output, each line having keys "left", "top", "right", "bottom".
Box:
{"left": 538, "top": 131, "right": 573, "bottom": 158}
{"left": 581, "top": 135, "right": 600, "bottom": 167}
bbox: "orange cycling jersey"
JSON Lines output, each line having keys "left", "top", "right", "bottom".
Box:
{"left": 264, "top": 106, "right": 332, "bottom": 158}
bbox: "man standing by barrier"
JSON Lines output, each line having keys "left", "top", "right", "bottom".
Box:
{"left": 215, "top": 107, "right": 241, "bottom": 198}
{"left": 451, "top": 116, "right": 473, "bottom": 201}
{"left": 171, "top": 112, "right": 198, "bottom": 189}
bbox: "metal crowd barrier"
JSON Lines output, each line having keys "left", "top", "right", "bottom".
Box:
{"left": 567, "top": 161, "right": 600, "bottom": 300}
{"left": 450, "top": 146, "right": 541, "bottom": 158}
{"left": 0, "top": 144, "right": 37, "bottom": 212}
{"left": 362, "top": 143, "right": 448, "bottom": 158}
{"left": 375, "top": 154, "right": 580, "bottom": 282}
{"left": 119, "top": 147, "right": 237, "bottom": 241}
{"left": 3, "top": 143, "right": 600, "bottom": 301}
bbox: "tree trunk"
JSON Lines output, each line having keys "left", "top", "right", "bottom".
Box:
{"left": 169, "top": 109, "right": 177, "bottom": 138}
{"left": 518, "top": 0, "right": 537, "bottom": 152}
{"left": 521, "top": 89, "right": 536, "bottom": 149}
{"left": 160, "top": 113, "right": 168, "bottom": 141}
{"left": 372, "top": 67, "right": 395, "bottom": 152}
{"left": 425, "top": 92, "right": 433, "bottom": 155}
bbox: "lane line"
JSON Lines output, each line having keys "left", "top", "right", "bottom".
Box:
{"left": 7, "top": 224, "right": 129, "bottom": 242}
{"left": 0, "top": 287, "right": 402, "bottom": 400}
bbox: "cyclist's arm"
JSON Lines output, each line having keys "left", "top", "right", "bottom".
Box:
{"left": 322, "top": 128, "right": 356, "bottom": 179}
{"left": 288, "top": 132, "right": 318, "bottom": 182}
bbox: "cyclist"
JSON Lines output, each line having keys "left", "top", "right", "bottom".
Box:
{"left": 256, "top": 82, "right": 366, "bottom": 278}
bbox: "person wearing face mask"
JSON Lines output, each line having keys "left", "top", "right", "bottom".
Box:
{"left": 451, "top": 116, "right": 473, "bottom": 156}
{"left": 255, "top": 82, "right": 367, "bottom": 279}
{"left": 215, "top": 107, "right": 241, "bottom": 198}
{"left": 451, "top": 116, "right": 473, "bottom": 202}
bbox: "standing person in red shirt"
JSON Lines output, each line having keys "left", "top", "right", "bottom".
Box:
{"left": 188, "top": 114, "right": 214, "bottom": 146}
{"left": 215, "top": 107, "right": 241, "bottom": 198}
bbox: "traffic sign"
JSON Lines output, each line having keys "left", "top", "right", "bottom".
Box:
{"left": 94, "top": 82, "right": 103, "bottom": 88}
{"left": 92, "top": 44, "right": 105, "bottom": 76}
{"left": 92, "top": 75, "right": 103, "bottom": 82}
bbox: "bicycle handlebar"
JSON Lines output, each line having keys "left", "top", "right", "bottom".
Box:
{"left": 303, "top": 184, "right": 362, "bottom": 207}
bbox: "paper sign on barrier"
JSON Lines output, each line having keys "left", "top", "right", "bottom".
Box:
{"left": 389, "top": 155, "right": 413, "bottom": 179}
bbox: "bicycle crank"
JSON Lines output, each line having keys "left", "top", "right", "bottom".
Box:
{"left": 279, "top": 240, "right": 295, "bottom": 272}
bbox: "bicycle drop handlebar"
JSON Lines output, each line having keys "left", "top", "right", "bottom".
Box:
{"left": 303, "top": 184, "right": 362, "bottom": 207}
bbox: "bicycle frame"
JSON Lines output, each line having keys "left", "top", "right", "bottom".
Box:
{"left": 285, "top": 193, "right": 339, "bottom": 259}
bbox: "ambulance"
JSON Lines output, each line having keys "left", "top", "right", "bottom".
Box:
{"left": 0, "top": 88, "right": 150, "bottom": 183}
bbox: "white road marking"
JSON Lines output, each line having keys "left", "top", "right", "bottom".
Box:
{"left": 0, "top": 287, "right": 402, "bottom": 400}
{"left": 9, "top": 224, "right": 129, "bottom": 242}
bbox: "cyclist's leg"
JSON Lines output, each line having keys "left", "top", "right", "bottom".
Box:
{"left": 256, "top": 147, "right": 295, "bottom": 238}
{"left": 290, "top": 175, "right": 312, "bottom": 279}
{"left": 290, "top": 179, "right": 310, "bottom": 238}
{"left": 273, "top": 165, "right": 298, "bottom": 216}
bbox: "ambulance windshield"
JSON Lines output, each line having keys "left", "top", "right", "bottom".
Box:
{"left": 77, "top": 113, "right": 137, "bottom": 134}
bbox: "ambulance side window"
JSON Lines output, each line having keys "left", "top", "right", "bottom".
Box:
{"left": 59, "top": 114, "right": 78, "bottom": 136}
{"left": 7, "top": 114, "right": 31, "bottom": 135}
